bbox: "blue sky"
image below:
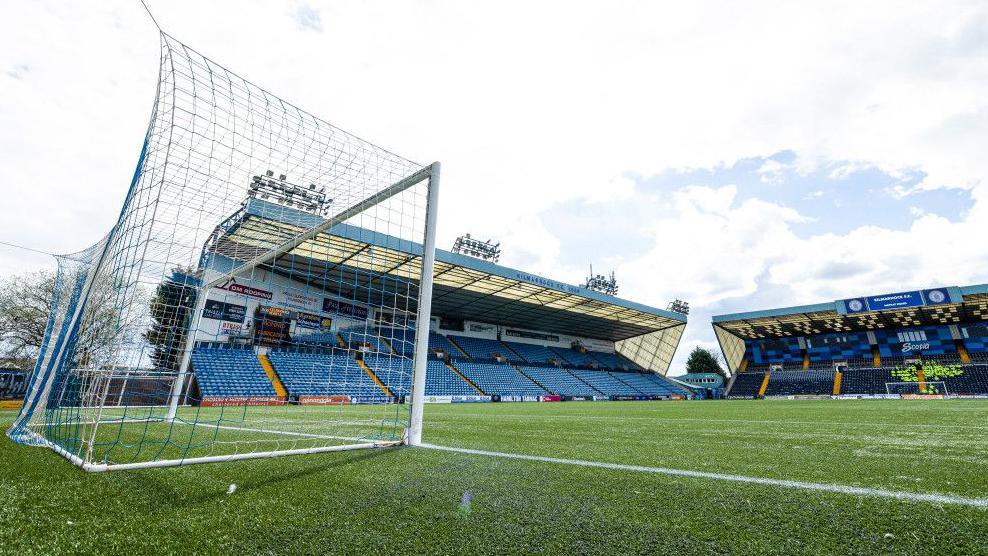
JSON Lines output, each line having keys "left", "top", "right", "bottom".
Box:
{"left": 1, "top": 1, "right": 987, "bottom": 373}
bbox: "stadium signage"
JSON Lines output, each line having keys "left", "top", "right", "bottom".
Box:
{"left": 322, "top": 298, "right": 369, "bottom": 320}
{"left": 901, "top": 342, "right": 931, "bottom": 353}
{"left": 216, "top": 278, "right": 273, "bottom": 300}
{"left": 866, "top": 291, "right": 924, "bottom": 311}
{"left": 844, "top": 288, "right": 953, "bottom": 313}
{"left": 512, "top": 272, "right": 582, "bottom": 294}
{"left": 282, "top": 290, "right": 320, "bottom": 311}
{"left": 202, "top": 300, "right": 247, "bottom": 323}
{"left": 296, "top": 312, "right": 332, "bottom": 330}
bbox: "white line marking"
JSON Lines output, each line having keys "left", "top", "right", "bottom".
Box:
{"left": 440, "top": 413, "right": 988, "bottom": 430}
{"left": 419, "top": 443, "right": 988, "bottom": 508}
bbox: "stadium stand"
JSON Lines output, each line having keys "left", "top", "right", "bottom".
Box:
{"left": 422, "top": 360, "right": 479, "bottom": 396}
{"left": 453, "top": 361, "right": 546, "bottom": 397}
{"left": 726, "top": 372, "right": 766, "bottom": 399}
{"left": 501, "top": 341, "right": 558, "bottom": 364}
{"left": 447, "top": 335, "right": 521, "bottom": 362}
{"left": 294, "top": 332, "right": 341, "bottom": 347}
{"left": 566, "top": 368, "right": 639, "bottom": 396}
{"left": 938, "top": 365, "right": 988, "bottom": 395}
{"left": 191, "top": 346, "right": 277, "bottom": 398}
{"left": 361, "top": 354, "right": 412, "bottom": 395}
{"left": 588, "top": 350, "right": 639, "bottom": 370}
{"left": 837, "top": 368, "right": 890, "bottom": 395}
{"left": 611, "top": 371, "right": 689, "bottom": 396}
{"left": 377, "top": 327, "right": 415, "bottom": 355}
{"left": 550, "top": 347, "right": 599, "bottom": 367}
{"left": 338, "top": 329, "right": 389, "bottom": 353}
{"left": 763, "top": 370, "right": 834, "bottom": 396}
{"left": 267, "top": 350, "right": 387, "bottom": 400}
{"left": 428, "top": 332, "right": 461, "bottom": 355}
{"left": 517, "top": 365, "right": 600, "bottom": 397}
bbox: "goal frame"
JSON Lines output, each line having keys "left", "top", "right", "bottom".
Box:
{"left": 38, "top": 163, "right": 440, "bottom": 473}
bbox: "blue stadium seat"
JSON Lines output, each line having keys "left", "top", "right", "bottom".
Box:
{"left": 267, "top": 350, "right": 388, "bottom": 401}
{"left": 448, "top": 335, "right": 522, "bottom": 361}
{"left": 500, "top": 341, "right": 558, "bottom": 364}
{"left": 610, "top": 371, "right": 689, "bottom": 396}
{"left": 423, "top": 360, "right": 478, "bottom": 396}
{"left": 294, "top": 331, "right": 341, "bottom": 347}
{"left": 192, "top": 346, "right": 277, "bottom": 398}
{"left": 726, "top": 372, "right": 766, "bottom": 399}
{"left": 361, "top": 354, "right": 413, "bottom": 395}
{"left": 587, "top": 350, "right": 639, "bottom": 370}
{"left": 338, "top": 328, "right": 390, "bottom": 353}
{"left": 550, "top": 347, "right": 598, "bottom": 367}
{"left": 566, "top": 368, "right": 639, "bottom": 396}
{"left": 763, "top": 370, "right": 834, "bottom": 396}
{"left": 517, "top": 365, "right": 599, "bottom": 397}
{"left": 377, "top": 327, "right": 415, "bottom": 355}
{"left": 453, "top": 361, "right": 546, "bottom": 397}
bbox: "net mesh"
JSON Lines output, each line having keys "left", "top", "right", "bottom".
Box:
{"left": 8, "top": 32, "right": 434, "bottom": 469}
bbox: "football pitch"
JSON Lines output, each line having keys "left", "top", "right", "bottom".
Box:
{"left": 2, "top": 400, "right": 987, "bottom": 554}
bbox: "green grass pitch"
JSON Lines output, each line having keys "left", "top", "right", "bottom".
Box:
{"left": 2, "top": 399, "right": 987, "bottom": 554}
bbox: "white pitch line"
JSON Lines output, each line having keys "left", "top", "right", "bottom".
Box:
{"left": 443, "top": 413, "right": 988, "bottom": 431}
{"left": 419, "top": 443, "right": 988, "bottom": 509}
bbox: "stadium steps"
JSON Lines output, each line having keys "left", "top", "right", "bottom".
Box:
{"left": 355, "top": 357, "right": 393, "bottom": 397}
{"left": 803, "top": 352, "right": 810, "bottom": 370}
{"left": 872, "top": 346, "right": 881, "bottom": 367}
{"left": 446, "top": 361, "right": 486, "bottom": 395}
{"left": 445, "top": 336, "right": 472, "bottom": 359}
{"left": 739, "top": 359, "right": 749, "bottom": 373}
{"left": 500, "top": 342, "right": 526, "bottom": 362}
{"left": 958, "top": 341, "right": 971, "bottom": 364}
{"left": 833, "top": 371, "right": 842, "bottom": 395}
{"left": 257, "top": 353, "right": 288, "bottom": 400}
{"left": 608, "top": 372, "right": 646, "bottom": 394}
{"left": 336, "top": 333, "right": 348, "bottom": 349}
{"left": 757, "top": 372, "right": 771, "bottom": 397}
{"left": 515, "top": 365, "right": 552, "bottom": 393}
{"left": 378, "top": 336, "right": 399, "bottom": 355}
{"left": 917, "top": 369, "right": 927, "bottom": 393}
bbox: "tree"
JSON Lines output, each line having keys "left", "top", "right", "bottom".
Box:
{"left": 144, "top": 270, "right": 198, "bottom": 371}
{"left": 0, "top": 269, "right": 123, "bottom": 369}
{"left": 684, "top": 346, "right": 728, "bottom": 380}
{"left": 0, "top": 270, "right": 58, "bottom": 365}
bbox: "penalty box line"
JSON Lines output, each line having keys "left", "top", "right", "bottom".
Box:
{"left": 418, "top": 443, "right": 988, "bottom": 509}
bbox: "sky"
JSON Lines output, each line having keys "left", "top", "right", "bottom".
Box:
{"left": 1, "top": 1, "right": 986, "bottom": 372}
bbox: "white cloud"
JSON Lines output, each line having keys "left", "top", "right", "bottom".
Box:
{"left": 1, "top": 1, "right": 987, "bottom": 372}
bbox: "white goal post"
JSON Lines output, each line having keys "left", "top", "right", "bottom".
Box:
{"left": 885, "top": 381, "right": 949, "bottom": 396}
{"left": 8, "top": 32, "right": 440, "bottom": 471}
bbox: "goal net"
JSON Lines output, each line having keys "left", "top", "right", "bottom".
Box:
{"left": 7, "top": 32, "right": 439, "bottom": 471}
{"left": 885, "top": 381, "right": 949, "bottom": 397}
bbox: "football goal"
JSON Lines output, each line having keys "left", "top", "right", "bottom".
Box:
{"left": 7, "top": 32, "right": 439, "bottom": 471}
{"left": 885, "top": 381, "right": 949, "bottom": 397}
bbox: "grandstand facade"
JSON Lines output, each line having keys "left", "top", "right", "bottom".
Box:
{"left": 182, "top": 197, "right": 688, "bottom": 405}
{"left": 713, "top": 285, "right": 988, "bottom": 398}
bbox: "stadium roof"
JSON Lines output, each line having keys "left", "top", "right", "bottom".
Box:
{"left": 712, "top": 284, "right": 988, "bottom": 340}
{"left": 201, "top": 198, "right": 686, "bottom": 342}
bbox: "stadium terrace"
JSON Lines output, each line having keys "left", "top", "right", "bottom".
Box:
{"left": 713, "top": 284, "right": 988, "bottom": 399}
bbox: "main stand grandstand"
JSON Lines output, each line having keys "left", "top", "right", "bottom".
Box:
{"left": 713, "top": 285, "right": 988, "bottom": 399}
{"left": 174, "top": 196, "right": 689, "bottom": 409}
